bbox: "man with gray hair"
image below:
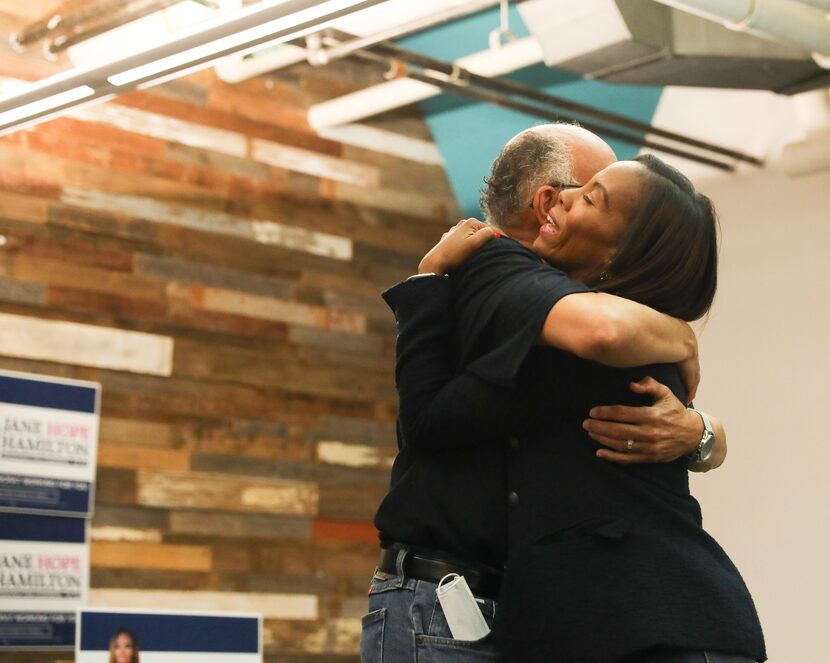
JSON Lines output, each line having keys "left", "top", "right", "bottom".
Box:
{"left": 475, "top": 123, "right": 726, "bottom": 462}
{"left": 361, "top": 123, "right": 724, "bottom": 662}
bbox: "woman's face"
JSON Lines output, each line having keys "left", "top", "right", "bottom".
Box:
{"left": 531, "top": 161, "right": 645, "bottom": 280}
{"left": 113, "top": 633, "right": 134, "bottom": 663}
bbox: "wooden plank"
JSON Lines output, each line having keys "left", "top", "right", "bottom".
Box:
{"left": 315, "top": 442, "right": 393, "bottom": 470}
{"left": 189, "top": 454, "right": 390, "bottom": 486}
{"left": 95, "top": 467, "right": 137, "bottom": 506}
{"left": 0, "top": 226, "right": 135, "bottom": 271}
{"left": 0, "top": 189, "right": 51, "bottom": 224}
{"left": 269, "top": 541, "right": 376, "bottom": 579}
{"left": 45, "top": 286, "right": 168, "bottom": 325}
{"left": 99, "top": 417, "right": 179, "bottom": 449}
{"left": 88, "top": 588, "right": 319, "bottom": 620}
{"left": 207, "top": 77, "right": 311, "bottom": 132}
{"left": 342, "top": 141, "right": 455, "bottom": 196}
{"left": 250, "top": 139, "right": 380, "bottom": 187}
{"left": 309, "top": 417, "right": 396, "bottom": 446}
{"left": 70, "top": 97, "right": 366, "bottom": 190}
{"left": 287, "top": 326, "right": 383, "bottom": 358}
{"left": 185, "top": 430, "right": 314, "bottom": 463}
{"left": 0, "top": 275, "right": 44, "bottom": 305}
{"left": 61, "top": 187, "right": 353, "bottom": 261}
{"left": 0, "top": 143, "right": 231, "bottom": 206}
{"left": 69, "top": 103, "right": 248, "bottom": 157}
{"left": 169, "top": 511, "right": 311, "bottom": 541}
{"left": 166, "top": 141, "right": 272, "bottom": 182}
{"left": 97, "top": 443, "right": 190, "bottom": 472}
{"left": 123, "top": 85, "right": 342, "bottom": 155}
{"left": 8, "top": 116, "right": 168, "bottom": 161}
{"left": 134, "top": 253, "right": 294, "bottom": 299}
{"left": 317, "top": 483, "right": 388, "bottom": 523}
{"left": 137, "top": 470, "right": 319, "bottom": 517}
{"left": 90, "top": 526, "right": 162, "bottom": 543}
{"left": 92, "top": 504, "right": 169, "bottom": 530}
{"left": 171, "top": 339, "right": 393, "bottom": 404}
{"left": 319, "top": 123, "right": 444, "bottom": 166}
{"left": 266, "top": 617, "right": 361, "bottom": 655}
{"left": 169, "top": 284, "right": 366, "bottom": 334}
{"left": 0, "top": 311, "right": 174, "bottom": 375}
{"left": 91, "top": 567, "right": 208, "bottom": 592}
{"left": 0, "top": 253, "right": 166, "bottom": 301}
{"left": 323, "top": 180, "right": 458, "bottom": 223}
{"left": 91, "top": 541, "right": 212, "bottom": 572}
{"left": 312, "top": 521, "right": 379, "bottom": 546}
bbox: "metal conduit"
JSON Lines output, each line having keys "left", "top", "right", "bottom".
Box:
{"left": 344, "top": 45, "right": 735, "bottom": 171}
{"left": 368, "top": 40, "right": 764, "bottom": 167}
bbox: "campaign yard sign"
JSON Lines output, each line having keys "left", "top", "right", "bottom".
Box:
{"left": 0, "top": 370, "right": 101, "bottom": 517}
{"left": 77, "top": 609, "right": 263, "bottom": 663}
{"left": 0, "top": 512, "right": 88, "bottom": 649}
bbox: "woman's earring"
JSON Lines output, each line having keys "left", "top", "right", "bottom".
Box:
{"left": 599, "top": 270, "right": 609, "bottom": 282}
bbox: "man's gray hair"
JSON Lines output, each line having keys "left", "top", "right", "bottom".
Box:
{"left": 479, "top": 126, "right": 573, "bottom": 228}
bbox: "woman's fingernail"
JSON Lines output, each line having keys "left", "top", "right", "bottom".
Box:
{"left": 493, "top": 232, "right": 501, "bottom": 238}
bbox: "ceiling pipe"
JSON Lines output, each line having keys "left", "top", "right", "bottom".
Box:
{"left": 46, "top": 0, "right": 185, "bottom": 56}
{"left": 369, "top": 40, "right": 763, "bottom": 166}
{"left": 651, "top": 0, "right": 830, "bottom": 66}
{"left": 307, "top": 36, "right": 544, "bottom": 130}
{"left": 10, "top": 0, "right": 132, "bottom": 51}
{"left": 402, "top": 67, "right": 734, "bottom": 171}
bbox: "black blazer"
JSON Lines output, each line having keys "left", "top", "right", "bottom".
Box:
{"left": 385, "top": 274, "right": 766, "bottom": 663}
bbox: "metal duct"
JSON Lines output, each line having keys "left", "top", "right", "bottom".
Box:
{"left": 519, "top": 0, "right": 830, "bottom": 94}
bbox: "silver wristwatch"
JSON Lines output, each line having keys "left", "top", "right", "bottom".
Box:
{"left": 687, "top": 408, "right": 716, "bottom": 463}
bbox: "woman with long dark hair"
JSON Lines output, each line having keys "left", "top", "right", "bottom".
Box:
{"left": 383, "top": 154, "right": 764, "bottom": 662}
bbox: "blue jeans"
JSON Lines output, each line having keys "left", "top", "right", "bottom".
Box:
{"left": 359, "top": 555, "right": 499, "bottom": 662}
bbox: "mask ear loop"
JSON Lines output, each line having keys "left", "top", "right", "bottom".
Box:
{"left": 438, "top": 573, "right": 461, "bottom": 592}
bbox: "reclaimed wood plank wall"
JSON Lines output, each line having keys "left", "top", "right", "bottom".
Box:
{"left": 0, "top": 54, "right": 461, "bottom": 662}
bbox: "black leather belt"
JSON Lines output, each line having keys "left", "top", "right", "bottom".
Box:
{"left": 377, "top": 546, "right": 502, "bottom": 600}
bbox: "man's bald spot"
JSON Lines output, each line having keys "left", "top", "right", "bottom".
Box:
{"left": 514, "top": 124, "right": 616, "bottom": 184}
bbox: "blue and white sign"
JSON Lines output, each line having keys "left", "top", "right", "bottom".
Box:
{"left": 0, "top": 370, "right": 100, "bottom": 517}
{"left": 77, "top": 609, "right": 263, "bottom": 663}
{"left": 0, "top": 512, "right": 88, "bottom": 649}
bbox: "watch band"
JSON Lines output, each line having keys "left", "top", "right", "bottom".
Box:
{"left": 687, "top": 408, "right": 715, "bottom": 463}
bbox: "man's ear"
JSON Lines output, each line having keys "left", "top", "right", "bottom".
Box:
{"left": 531, "top": 185, "right": 558, "bottom": 224}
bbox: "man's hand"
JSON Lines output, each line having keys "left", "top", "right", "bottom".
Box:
{"left": 582, "top": 377, "right": 703, "bottom": 464}
{"left": 419, "top": 218, "right": 496, "bottom": 275}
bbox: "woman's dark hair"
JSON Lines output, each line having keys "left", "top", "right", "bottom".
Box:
{"left": 589, "top": 154, "right": 719, "bottom": 321}
{"left": 109, "top": 628, "right": 140, "bottom": 663}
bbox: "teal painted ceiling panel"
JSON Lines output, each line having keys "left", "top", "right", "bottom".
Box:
{"left": 398, "top": 6, "right": 664, "bottom": 217}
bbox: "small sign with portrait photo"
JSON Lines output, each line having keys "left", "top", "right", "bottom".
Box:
{"left": 76, "top": 608, "right": 262, "bottom": 663}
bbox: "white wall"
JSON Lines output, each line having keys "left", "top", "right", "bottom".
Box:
{"left": 688, "top": 166, "right": 830, "bottom": 662}
{"left": 649, "top": 86, "right": 830, "bottom": 661}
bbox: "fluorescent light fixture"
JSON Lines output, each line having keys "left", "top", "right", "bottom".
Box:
{"left": 109, "top": 0, "right": 368, "bottom": 86}
{"left": 0, "top": 0, "right": 387, "bottom": 135}
{"left": 0, "top": 85, "right": 95, "bottom": 126}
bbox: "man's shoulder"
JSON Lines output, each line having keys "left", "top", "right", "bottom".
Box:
{"left": 453, "top": 236, "right": 568, "bottom": 283}
{"left": 475, "top": 236, "right": 538, "bottom": 259}
{"left": 455, "top": 237, "right": 542, "bottom": 276}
